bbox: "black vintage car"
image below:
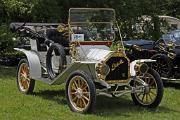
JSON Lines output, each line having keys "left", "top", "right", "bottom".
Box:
{"left": 124, "top": 30, "right": 180, "bottom": 81}
{"left": 124, "top": 39, "right": 156, "bottom": 60}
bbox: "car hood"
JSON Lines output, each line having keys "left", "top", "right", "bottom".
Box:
{"left": 86, "top": 48, "right": 112, "bottom": 62}
{"left": 124, "top": 39, "right": 154, "bottom": 46}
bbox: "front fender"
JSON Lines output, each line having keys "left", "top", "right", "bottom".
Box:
{"left": 51, "top": 61, "right": 97, "bottom": 85}
{"left": 14, "top": 48, "right": 42, "bottom": 79}
{"left": 130, "top": 59, "right": 156, "bottom": 76}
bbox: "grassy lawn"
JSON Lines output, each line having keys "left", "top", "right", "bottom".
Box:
{"left": 0, "top": 66, "right": 180, "bottom": 120}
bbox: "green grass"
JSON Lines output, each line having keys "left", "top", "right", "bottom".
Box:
{"left": 0, "top": 66, "right": 180, "bottom": 120}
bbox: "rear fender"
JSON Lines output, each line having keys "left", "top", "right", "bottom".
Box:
{"left": 14, "top": 48, "right": 42, "bottom": 79}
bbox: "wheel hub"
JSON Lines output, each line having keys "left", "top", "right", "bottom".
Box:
{"left": 75, "top": 88, "right": 83, "bottom": 98}
{"left": 144, "top": 85, "right": 150, "bottom": 94}
{"left": 22, "top": 74, "right": 27, "bottom": 80}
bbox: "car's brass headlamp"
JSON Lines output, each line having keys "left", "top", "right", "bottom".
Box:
{"left": 134, "top": 63, "right": 149, "bottom": 74}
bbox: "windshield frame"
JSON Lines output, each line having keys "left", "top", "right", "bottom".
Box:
{"left": 68, "top": 8, "right": 116, "bottom": 42}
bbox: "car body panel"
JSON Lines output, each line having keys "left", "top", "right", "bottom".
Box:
{"left": 14, "top": 48, "right": 42, "bottom": 79}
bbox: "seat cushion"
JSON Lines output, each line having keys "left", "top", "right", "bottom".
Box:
{"left": 46, "top": 29, "right": 69, "bottom": 47}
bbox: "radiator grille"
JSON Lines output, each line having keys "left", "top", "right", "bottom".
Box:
{"left": 105, "top": 57, "right": 129, "bottom": 81}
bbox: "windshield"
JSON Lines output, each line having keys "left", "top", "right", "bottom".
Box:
{"left": 162, "top": 30, "right": 180, "bottom": 45}
{"left": 69, "top": 8, "right": 116, "bottom": 41}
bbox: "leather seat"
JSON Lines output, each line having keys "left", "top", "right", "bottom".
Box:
{"left": 46, "top": 28, "right": 69, "bottom": 47}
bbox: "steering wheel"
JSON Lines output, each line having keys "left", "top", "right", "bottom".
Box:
{"left": 57, "top": 23, "right": 68, "bottom": 33}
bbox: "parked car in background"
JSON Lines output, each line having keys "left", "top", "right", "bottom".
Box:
{"left": 124, "top": 39, "right": 156, "bottom": 61}
{"left": 124, "top": 30, "right": 180, "bottom": 81}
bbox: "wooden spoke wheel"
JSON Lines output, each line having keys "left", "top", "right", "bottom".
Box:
{"left": 135, "top": 73, "right": 158, "bottom": 105}
{"left": 66, "top": 71, "right": 96, "bottom": 113}
{"left": 17, "top": 59, "right": 35, "bottom": 94}
{"left": 131, "top": 69, "right": 163, "bottom": 108}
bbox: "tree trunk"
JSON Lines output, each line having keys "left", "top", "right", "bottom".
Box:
{"left": 152, "top": 15, "right": 160, "bottom": 40}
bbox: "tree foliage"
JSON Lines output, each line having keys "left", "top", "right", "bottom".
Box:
{"left": 0, "top": 0, "right": 179, "bottom": 45}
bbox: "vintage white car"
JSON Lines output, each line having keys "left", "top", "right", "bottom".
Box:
{"left": 12, "top": 8, "right": 163, "bottom": 113}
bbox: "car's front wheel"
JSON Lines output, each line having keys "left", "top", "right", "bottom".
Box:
{"left": 131, "top": 68, "right": 163, "bottom": 108}
{"left": 66, "top": 70, "right": 96, "bottom": 113}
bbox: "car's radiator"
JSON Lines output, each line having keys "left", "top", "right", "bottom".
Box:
{"left": 105, "top": 57, "right": 129, "bottom": 81}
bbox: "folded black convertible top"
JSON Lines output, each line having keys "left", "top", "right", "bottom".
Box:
{"left": 11, "top": 22, "right": 59, "bottom": 26}
{"left": 9, "top": 22, "right": 60, "bottom": 32}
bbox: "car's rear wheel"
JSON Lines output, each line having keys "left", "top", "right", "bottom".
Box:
{"left": 131, "top": 68, "right": 163, "bottom": 108}
{"left": 17, "top": 59, "right": 35, "bottom": 94}
{"left": 66, "top": 71, "right": 96, "bottom": 113}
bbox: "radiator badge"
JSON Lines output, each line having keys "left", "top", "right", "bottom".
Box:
{"left": 111, "top": 59, "right": 124, "bottom": 71}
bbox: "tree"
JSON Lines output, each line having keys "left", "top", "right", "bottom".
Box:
{"left": 0, "top": 0, "right": 179, "bottom": 43}
{"left": 2, "top": 0, "right": 34, "bottom": 22}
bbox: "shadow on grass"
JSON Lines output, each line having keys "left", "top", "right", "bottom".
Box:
{"left": 32, "top": 90, "right": 67, "bottom": 105}
{"left": 32, "top": 89, "right": 178, "bottom": 117}
{"left": 164, "top": 82, "right": 180, "bottom": 90}
{"left": 93, "top": 95, "right": 179, "bottom": 117}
